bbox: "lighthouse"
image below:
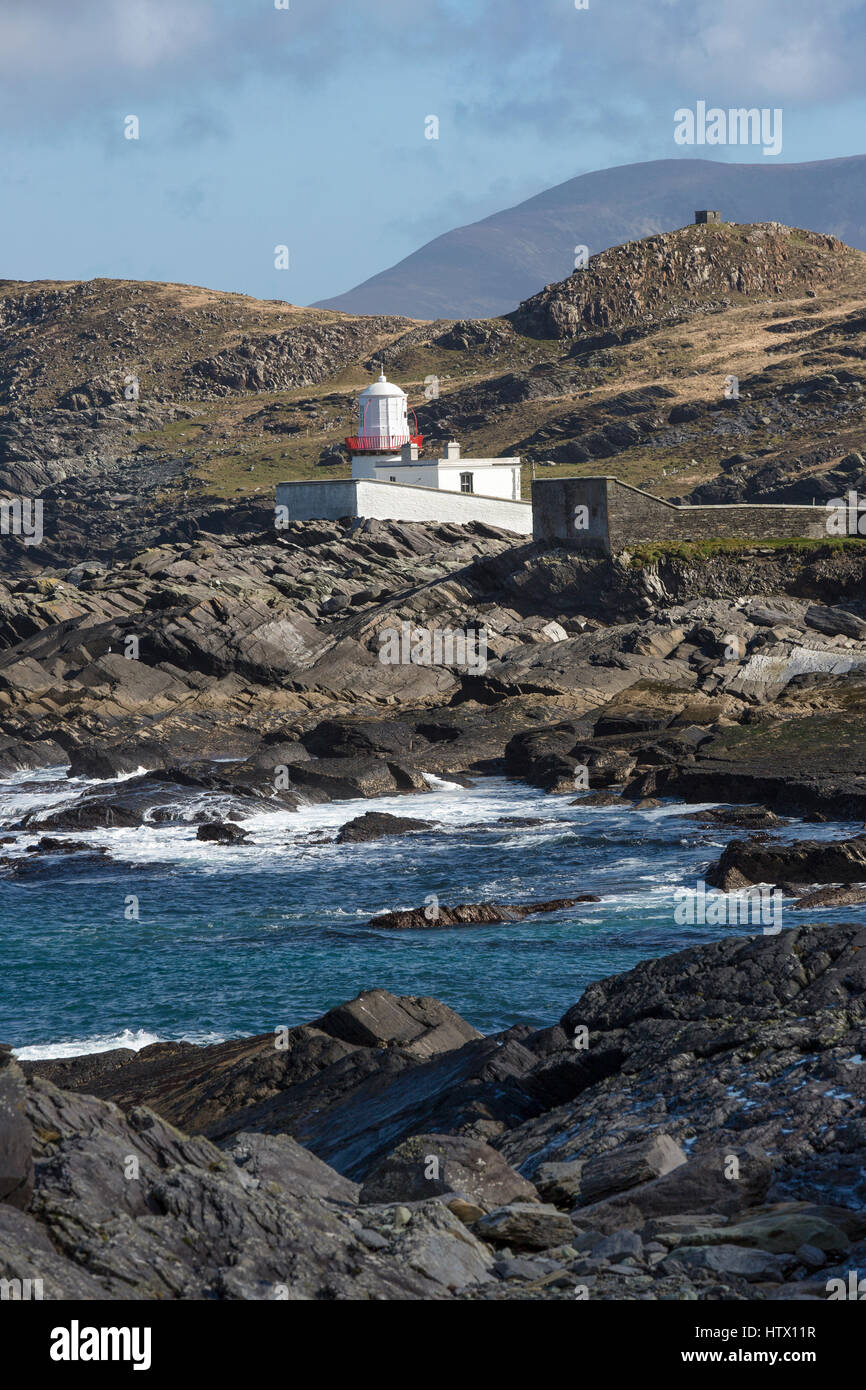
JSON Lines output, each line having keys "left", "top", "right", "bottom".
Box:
{"left": 342, "top": 368, "right": 522, "bottom": 499}
{"left": 345, "top": 371, "right": 423, "bottom": 470}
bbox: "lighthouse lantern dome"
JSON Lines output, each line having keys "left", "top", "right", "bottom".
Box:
{"left": 346, "top": 370, "right": 422, "bottom": 454}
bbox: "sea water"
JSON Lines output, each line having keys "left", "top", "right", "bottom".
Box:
{"left": 1, "top": 767, "right": 862, "bottom": 1057}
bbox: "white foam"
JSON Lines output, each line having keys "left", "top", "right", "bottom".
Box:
{"left": 15, "top": 1028, "right": 164, "bottom": 1061}
{"left": 14, "top": 1025, "right": 229, "bottom": 1061}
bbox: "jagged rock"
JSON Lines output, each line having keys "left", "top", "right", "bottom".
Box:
{"left": 534, "top": 1158, "right": 585, "bottom": 1205}
{"left": 355, "top": 1200, "right": 495, "bottom": 1292}
{"left": 793, "top": 884, "right": 866, "bottom": 909}
{"left": 572, "top": 791, "right": 628, "bottom": 807}
{"left": 661, "top": 1243, "right": 783, "bottom": 1282}
{"left": 313, "top": 989, "right": 480, "bottom": 1056}
{"left": 223, "top": 1132, "right": 360, "bottom": 1205}
{"left": 804, "top": 605, "right": 866, "bottom": 640}
{"left": 685, "top": 805, "right": 783, "bottom": 830}
{"left": 0, "top": 1055, "right": 34, "bottom": 1211}
{"left": 593, "top": 1229, "right": 643, "bottom": 1260}
{"left": 707, "top": 833, "right": 866, "bottom": 888}
{"left": 4, "top": 1074, "right": 490, "bottom": 1299}
{"left": 664, "top": 1208, "right": 851, "bottom": 1256}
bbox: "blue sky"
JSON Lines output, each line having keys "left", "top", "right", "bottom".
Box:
{"left": 2, "top": 0, "right": 866, "bottom": 305}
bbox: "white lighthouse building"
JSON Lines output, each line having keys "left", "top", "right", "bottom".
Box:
{"left": 276, "top": 370, "right": 532, "bottom": 534}
{"left": 347, "top": 371, "right": 521, "bottom": 501}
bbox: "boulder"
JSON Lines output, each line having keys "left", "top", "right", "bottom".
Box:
{"left": 793, "top": 885, "right": 866, "bottom": 909}
{"left": 223, "top": 1132, "right": 360, "bottom": 1205}
{"left": 661, "top": 1243, "right": 783, "bottom": 1282}
{"left": 575, "top": 1151, "right": 776, "bottom": 1230}
{"left": 196, "top": 822, "right": 249, "bottom": 844}
{"left": 707, "top": 834, "right": 866, "bottom": 889}
{"left": 475, "top": 1202, "right": 574, "bottom": 1250}
{"left": 359, "top": 1133, "right": 538, "bottom": 1209}
{"left": 575, "top": 1135, "right": 687, "bottom": 1206}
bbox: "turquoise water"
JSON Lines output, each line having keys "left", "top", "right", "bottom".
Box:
{"left": 1, "top": 769, "right": 862, "bottom": 1057}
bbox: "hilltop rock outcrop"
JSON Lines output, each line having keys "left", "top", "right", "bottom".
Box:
{"left": 510, "top": 222, "right": 847, "bottom": 340}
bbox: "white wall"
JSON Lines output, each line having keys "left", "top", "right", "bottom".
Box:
{"left": 371, "top": 461, "right": 441, "bottom": 488}
{"left": 275, "top": 478, "right": 533, "bottom": 535}
{"left": 434, "top": 461, "right": 521, "bottom": 500}
{"left": 359, "top": 457, "right": 522, "bottom": 500}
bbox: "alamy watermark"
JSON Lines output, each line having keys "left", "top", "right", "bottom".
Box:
{"left": 0, "top": 497, "right": 43, "bottom": 546}
{"left": 674, "top": 103, "right": 782, "bottom": 157}
{"left": 1, "top": 1277, "right": 43, "bottom": 1300}
{"left": 378, "top": 621, "right": 487, "bottom": 675}
{"left": 825, "top": 492, "right": 866, "bottom": 536}
{"left": 674, "top": 880, "right": 783, "bottom": 934}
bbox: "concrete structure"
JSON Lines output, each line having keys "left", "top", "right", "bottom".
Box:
{"left": 695, "top": 209, "right": 722, "bottom": 224}
{"left": 276, "top": 477, "right": 533, "bottom": 534}
{"left": 532, "top": 476, "right": 828, "bottom": 554}
{"left": 277, "top": 369, "right": 526, "bottom": 532}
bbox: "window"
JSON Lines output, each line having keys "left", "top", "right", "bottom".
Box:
{"left": 460, "top": 472, "right": 474, "bottom": 493}
{"left": 389, "top": 476, "right": 396, "bottom": 482}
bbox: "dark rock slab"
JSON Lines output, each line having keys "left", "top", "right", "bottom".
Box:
{"left": 224, "top": 1131, "right": 360, "bottom": 1205}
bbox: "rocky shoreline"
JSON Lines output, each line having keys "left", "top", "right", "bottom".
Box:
{"left": 4, "top": 520, "right": 866, "bottom": 1299}
{"left": 1, "top": 920, "right": 864, "bottom": 1300}
{"left": 3, "top": 521, "right": 866, "bottom": 838}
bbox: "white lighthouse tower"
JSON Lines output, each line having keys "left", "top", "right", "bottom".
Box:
{"left": 342, "top": 368, "right": 522, "bottom": 500}
{"left": 345, "top": 371, "right": 423, "bottom": 478}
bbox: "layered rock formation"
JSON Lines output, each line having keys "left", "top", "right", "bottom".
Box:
{"left": 4, "top": 924, "right": 864, "bottom": 1300}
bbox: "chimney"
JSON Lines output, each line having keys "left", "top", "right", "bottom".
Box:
{"left": 445, "top": 440, "right": 461, "bottom": 460}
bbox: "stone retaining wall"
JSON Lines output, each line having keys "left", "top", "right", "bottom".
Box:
{"left": 532, "top": 476, "right": 829, "bottom": 553}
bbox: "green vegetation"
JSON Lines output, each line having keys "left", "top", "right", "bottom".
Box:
{"left": 626, "top": 536, "right": 866, "bottom": 566}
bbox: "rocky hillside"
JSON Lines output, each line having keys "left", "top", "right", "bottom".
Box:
{"left": 4, "top": 218, "right": 866, "bottom": 575}
{"left": 0, "top": 277, "right": 414, "bottom": 412}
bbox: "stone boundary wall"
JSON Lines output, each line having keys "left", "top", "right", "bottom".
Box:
{"left": 276, "top": 478, "right": 534, "bottom": 535}
{"left": 532, "top": 476, "right": 829, "bottom": 553}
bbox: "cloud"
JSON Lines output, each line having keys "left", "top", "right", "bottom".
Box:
{"left": 2, "top": 0, "right": 865, "bottom": 139}
{"left": 0, "top": 0, "right": 213, "bottom": 78}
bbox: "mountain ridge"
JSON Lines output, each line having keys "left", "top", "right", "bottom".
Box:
{"left": 313, "top": 155, "right": 866, "bottom": 319}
